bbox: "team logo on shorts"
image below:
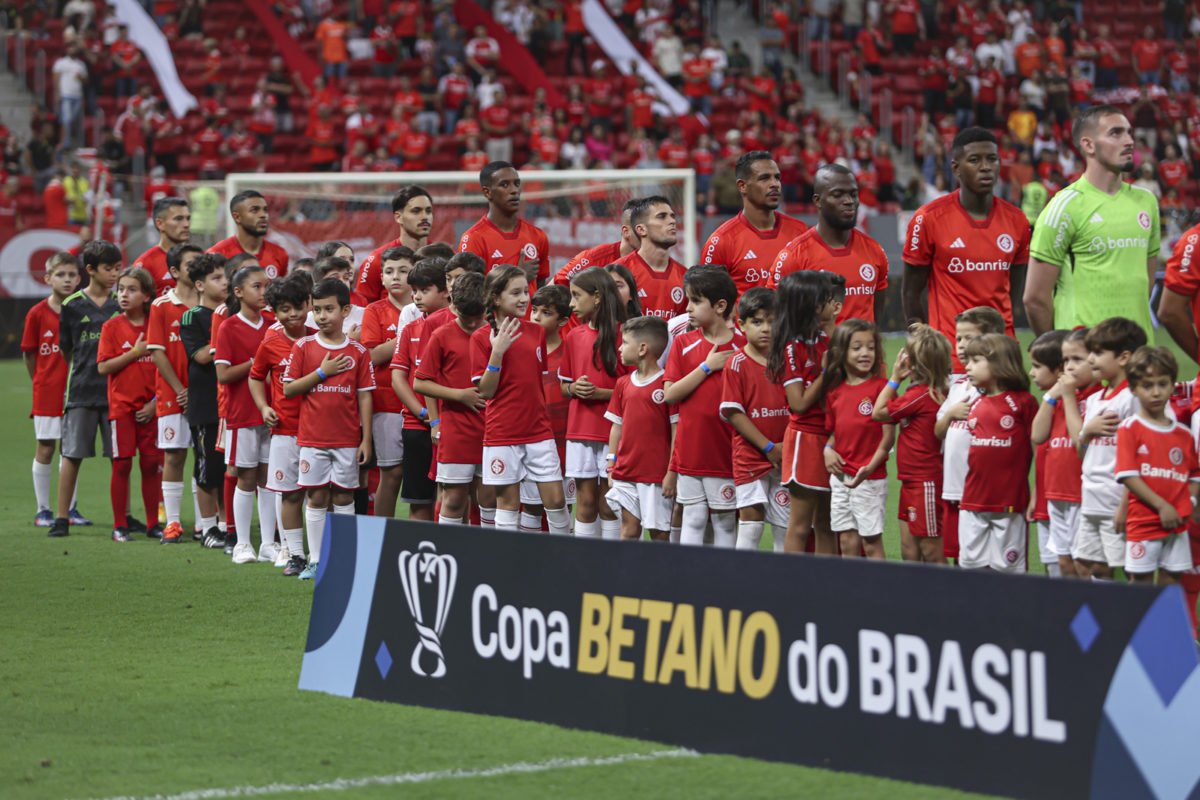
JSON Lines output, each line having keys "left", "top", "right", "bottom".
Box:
{"left": 1130, "top": 541, "right": 1147, "bottom": 559}
{"left": 1000, "top": 415, "right": 1015, "bottom": 430}
{"left": 720, "top": 484, "right": 736, "bottom": 502}
{"left": 1138, "top": 211, "right": 1152, "bottom": 231}
{"left": 299, "top": 459, "right": 310, "bottom": 474}
{"left": 907, "top": 506, "right": 917, "bottom": 522}
{"left": 1004, "top": 548, "right": 1020, "bottom": 564}
{"left": 490, "top": 458, "right": 506, "bottom": 476}
{"left": 522, "top": 243, "right": 539, "bottom": 260}
{"left": 671, "top": 286, "right": 685, "bottom": 304}
{"left": 857, "top": 399, "right": 874, "bottom": 416}
{"left": 1170, "top": 447, "right": 1184, "bottom": 465}
{"left": 996, "top": 233, "right": 1015, "bottom": 253}
{"left": 164, "top": 427, "right": 176, "bottom": 441}
{"left": 858, "top": 263, "right": 876, "bottom": 282}
{"left": 265, "top": 265, "right": 279, "bottom": 279}
{"left": 566, "top": 478, "right": 577, "bottom": 495}
{"left": 652, "top": 389, "right": 665, "bottom": 404}
{"left": 275, "top": 469, "right": 284, "bottom": 481}
{"left": 774, "top": 488, "right": 790, "bottom": 507}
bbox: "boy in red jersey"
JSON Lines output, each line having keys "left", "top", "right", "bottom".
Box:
{"left": 208, "top": 190, "right": 289, "bottom": 280}
{"left": 606, "top": 317, "right": 678, "bottom": 540}
{"left": 615, "top": 196, "right": 687, "bottom": 319}
{"left": 720, "top": 289, "right": 789, "bottom": 551}
{"left": 23, "top": 253, "right": 79, "bottom": 527}
{"left": 1116, "top": 347, "right": 1200, "bottom": 583}
{"left": 132, "top": 198, "right": 191, "bottom": 295}
{"left": 528, "top": 284, "right": 574, "bottom": 529}
{"left": 459, "top": 162, "right": 549, "bottom": 284}
{"left": 664, "top": 266, "right": 746, "bottom": 547}
{"left": 283, "top": 279, "right": 375, "bottom": 581}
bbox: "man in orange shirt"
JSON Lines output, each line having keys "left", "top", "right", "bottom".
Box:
{"left": 1013, "top": 32, "right": 1043, "bottom": 79}
{"left": 306, "top": 105, "right": 341, "bottom": 171}
{"left": 315, "top": 13, "right": 350, "bottom": 83}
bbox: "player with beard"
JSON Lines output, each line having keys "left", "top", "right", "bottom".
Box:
{"left": 701, "top": 151, "right": 808, "bottom": 294}
{"left": 354, "top": 185, "right": 432, "bottom": 303}
{"left": 459, "top": 161, "right": 550, "bottom": 286}
{"left": 1024, "top": 105, "right": 1160, "bottom": 337}
{"left": 768, "top": 164, "right": 888, "bottom": 325}
{"left": 614, "top": 196, "right": 688, "bottom": 319}
{"left": 552, "top": 198, "right": 641, "bottom": 287}
{"left": 133, "top": 197, "right": 191, "bottom": 295}
{"left": 208, "top": 190, "right": 290, "bottom": 280}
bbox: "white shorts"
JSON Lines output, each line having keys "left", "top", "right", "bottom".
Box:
{"left": 298, "top": 446, "right": 359, "bottom": 489}
{"left": 519, "top": 476, "right": 577, "bottom": 505}
{"left": 958, "top": 510, "right": 1027, "bottom": 572}
{"left": 736, "top": 471, "right": 790, "bottom": 528}
{"left": 33, "top": 415, "right": 62, "bottom": 441}
{"left": 267, "top": 434, "right": 300, "bottom": 493}
{"left": 157, "top": 413, "right": 193, "bottom": 449}
{"left": 676, "top": 473, "right": 737, "bottom": 511}
{"left": 436, "top": 462, "right": 481, "bottom": 485}
{"left": 1046, "top": 500, "right": 1080, "bottom": 557}
{"left": 224, "top": 425, "right": 270, "bottom": 469}
{"left": 1073, "top": 513, "right": 1125, "bottom": 567}
{"left": 830, "top": 476, "right": 887, "bottom": 536}
{"left": 482, "top": 440, "right": 562, "bottom": 486}
{"left": 1035, "top": 521, "right": 1053, "bottom": 566}
{"left": 373, "top": 412, "right": 405, "bottom": 467}
{"left": 607, "top": 480, "right": 673, "bottom": 532}
{"left": 565, "top": 440, "right": 608, "bottom": 480}
{"left": 1126, "top": 534, "right": 1195, "bottom": 574}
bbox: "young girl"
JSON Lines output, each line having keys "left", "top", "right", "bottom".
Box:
{"left": 562, "top": 268, "right": 628, "bottom": 539}
{"left": 214, "top": 264, "right": 274, "bottom": 565}
{"left": 872, "top": 323, "right": 953, "bottom": 564}
{"left": 472, "top": 266, "right": 571, "bottom": 534}
{"left": 959, "top": 333, "right": 1038, "bottom": 572}
{"left": 605, "top": 262, "right": 642, "bottom": 318}
{"left": 1026, "top": 329, "right": 1070, "bottom": 577}
{"left": 769, "top": 271, "right": 840, "bottom": 554}
{"left": 97, "top": 267, "right": 163, "bottom": 542}
{"left": 822, "top": 319, "right": 894, "bottom": 559}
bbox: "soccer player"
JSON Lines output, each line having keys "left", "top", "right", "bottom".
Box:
{"left": 132, "top": 197, "right": 191, "bottom": 295}
{"left": 50, "top": 241, "right": 123, "bottom": 539}
{"left": 459, "top": 161, "right": 549, "bottom": 285}
{"left": 354, "top": 186, "right": 433, "bottom": 303}
{"left": 701, "top": 150, "right": 808, "bottom": 294}
{"left": 903, "top": 128, "right": 1031, "bottom": 370}
{"left": 283, "top": 279, "right": 375, "bottom": 580}
{"left": 208, "top": 189, "right": 290, "bottom": 280}
{"left": 615, "top": 196, "right": 688, "bottom": 320}
{"left": 1156, "top": 218, "right": 1200, "bottom": 362}
{"left": 551, "top": 198, "right": 641, "bottom": 287}
{"left": 1024, "top": 106, "right": 1160, "bottom": 336}
{"left": 23, "top": 253, "right": 81, "bottom": 527}
{"left": 769, "top": 164, "right": 888, "bottom": 325}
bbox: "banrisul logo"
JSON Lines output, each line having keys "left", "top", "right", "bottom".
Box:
{"left": 399, "top": 542, "right": 458, "bottom": 678}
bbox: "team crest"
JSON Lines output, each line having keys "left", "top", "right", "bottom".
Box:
{"left": 670, "top": 286, "right": 685, "bottom": 304}
{"left": 522, "top": 243, "right": 539, "bottom": 260}
{"left": 774, "top": 488, "right": 790, "bottom": 507}
{"left": 490, "top": 458, "right": 506, "bottom": 476}
{"left": 265, "top": 264, "right": 279, "bottom": 279}
{"left": 1129, "top": 541, "right": 1147, "bottom": 559}
{"left": 907, "top": 506, "right": 917, "bottom": 522}
{"left": 857, "top": 399, "right": 874, "bottom": 416}
{"left": 651, "top": 389, "right": 666, "bottom": 404}
{"left": 720, "top": 484, "right": 736, "bottom": 502}
{"left": 275, "top": 469, "right": 284, "bottom": 481}
{"left": 163, "top": 427, "right": 176, "bottom": 442}
{"left": 996, "top": 233, "right": 1015, "bottom": 253}
{"left": 858, "top": 263, "right": 876, "bottom": 282}
{"left": 1000, "top": 415, "right": 1014, "bottom": 430}
{"left": 566, "top": 477, "right": 577, "bottom": 495}
{"left": 1138, "top": 211, "right": 1152, "bottom": 231}
{"left": 299, "top": 460, "right": 311, "bottom": 474}
{"left": 1005, "top": 548, "right": 1020, "bottom": 564}
{"left": 1170, "top": 447, "right": 1184, "bottom": 466}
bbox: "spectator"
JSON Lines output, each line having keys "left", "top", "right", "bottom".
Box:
{"left": 1131, "top": 85, "right": 1163, "bottom": 149}
{"left": 248, "top": 77, "right": 278, "bottom": 152}
{"left": 1018, "top": 69, "right": 1046, "bottom": 119}
{"left": 1133, "top": 162, "right": 1162, "bottom": 198}
{"left": 1093, "top": 24, "right": 1120, "bottom": 90}
{"left": 1043, "top": 23, "right": 1067, "bottom": 73}
{"left": 653, "top": 25, "right": 685, "bottom": 88}
{"left": 305, "top": 105, "right": 341, "bottom": 171}
{"left": 975, "top": 31, "right": 1004, "bottom": 71}
{"left": 1007, "top": 98, "right": 1037, "bottom": 146}
{"left": 398, "top": 124, "right": 431, "bottom": 171}
{"left": 466, "top": 24, "right": 500, "bottom": 77}
{"left": 701, "top": 36, "right": 728, "bottom": 91}
{"left": 480, "top": 86, "right": 514, "bottom": 162}
{"left": 627, "top": 75, "right": 657, "bottom": 133}
{"left": 1072, "top": 26, "right": 1097, "bottom": 83}
{"left": 52, "top": 45, "right": 88, "bottom": 148}
{"left": 111, "top": 25, "right": 141, "bottom": 100}
{"left": 808, "top": 0, "right": 833, "bottom": 41}
{"left": 875, "top": 140, "right": 897, "bottom": 205}
{"left": 920, "top": 47, "right": 947, "bottom": 116}
{"left": 745, "top": 65, "right": 777, "bottom": 121}
{"left": 1131, "top": 25, "right": 1162, "bottom": 85}
{"left": 1013, "top": 31, "right": 1043, "bottom": 79}
{"left": 263, "top": 56, "right": 298, "bottom": 132}
{"left": 414, "top": 66, "right": 441, "bottom": 135}
{"left": 370, "top": 17, "right": 397, "bottom": 77}
{"left": 560, "top": 126, "right": 588, "bottom": 168}
{"left": 681, "top": 43, "right": 713, "bottom": 115}
{"left": 947, "top": 35, "right": 974, "bottom": 72}
{"left": 25, "top": 121, "right": 56, "bottom": 191}
{"left": 1166, "top": 45, "right": 1190, "bottom": 94}
{"left": 1165, "top": 0, "right": 1189, "bottom": 39}
{"left": 760, "top": 2, "right": 788, "bottom": 78}
{"left": 64, "top": 161, "right": 90, "bottom": 226}
{"left": 559, "top": 0, "right": 587, "bottom": 76}
{"left": 438, "top": 61, "right": 473, "bottom": 134}
{"left": 843, "top": 0, "right": 865, "bottom": 41}
{"left": 315, "top": 12, "right": 350, "bottom": 83}
{"left": 586, "top": 62, "right": 620, "bottom": 120}
{"left": 657, "top": 128, "right": 690, "bottom": 168}
{"left": 1007, "top": 0, "right": 1034, "bottom": 42}
{"left": 1068, "top": 64, "right": 1093, "bottom": 111}
{"left": 1043, "top": 62, "right": 1071, "bottom": 126}
{"left": 888, "top": 0, "right": 923, "bottom": 54}
{"left": 726, "top": 40, "right": 751, "bottom": 81}
{"left": 948, "top": 73, "right": 974, "bottom": 131}
{"left": 0, "top": 176, "right": 23, "bottom": 239}
{"left": 43, "top": 168, "right": 68, "bottom": 228}
{"left": 975, "top": 56, "right": 1003, "bottom": 128}
{"left": 857, "top": 19, "right": 886, "bottom": 75}
{"left": 192, "top": 116, "right": 224, "bottom": 179}
{"left": 63, "top": 0, "right": 96, "bottom": 31}
{"left": 476, "top": 70, "right": 502, "bottom": 109}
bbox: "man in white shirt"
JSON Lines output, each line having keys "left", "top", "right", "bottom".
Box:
{"left": 52, "top": 46, "right": 88, "bottom": 148}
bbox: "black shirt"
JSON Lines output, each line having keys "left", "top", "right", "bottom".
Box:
{"left": 60, "top": 289, "right": 120, "bottom": 409}
{"left": 180, "top": 305, "right": 218, "bottom": 426}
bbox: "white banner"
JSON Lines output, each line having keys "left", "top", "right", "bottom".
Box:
{"left": 581, "top": 0, "right": 691, "bottom": 119}
{"left": 0, "top": 229, "right": 78, "bottom": 297}
{"left": 109, "top": 0, "right": 198, "bottom": 119}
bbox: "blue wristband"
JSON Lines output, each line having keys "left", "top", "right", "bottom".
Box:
{"left": 886, "top": 379, "right": 900, "bottom": 390}
{"left": 418, "top": 407, "right": 429, "bottom": 420}
{"left": 762, "top": 441, "right": 775, "bottom": 454}
{"left": 699, "top": 363, "right": 713, "bottom": 376}
{"left": 486, "top": 364, "right": 501, "bottom": 373}
{"left": 316, "top": 367, "right": 328, "bottom": 381}
{"left": 1045, "top": 396, "right": 1058, "bottom": 406}
{"left": 429, "top": 418, "right": 441, "bottom": 427}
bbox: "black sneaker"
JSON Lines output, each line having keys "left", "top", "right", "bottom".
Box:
{"left": 111, "top": 527, "right": 133, "bottom": 543}
{"left": 145, "top": 524, "right": 164, "bottom": 540}
{"left": 202, "top": 527, "right": 225, "bottom": 549}
{"left": 223, "top": 532, "right": 236, "bottom": 555}
{"left": 48, "top": 518, "right": 70, "bottom": 538}
{"left": 282, "top": 555, "right": 308, "bottom": 577}
{"left": 125, "top": 515, "right": 147, "bottom": 533}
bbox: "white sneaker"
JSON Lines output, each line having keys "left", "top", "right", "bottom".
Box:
{"left": 258, "top": 542, "right": 280, "bottom": 564}
{"left": 273, "top": 544, "right": 289, "bottom": 567}
{"left": 231, "top": 542, "right": 257, "bottom": 564}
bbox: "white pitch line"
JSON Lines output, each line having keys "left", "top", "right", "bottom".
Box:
{"left": 87, "top": 748, "right": 700, "bottom": 800}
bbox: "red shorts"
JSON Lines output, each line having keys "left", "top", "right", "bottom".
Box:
{"left": 942, "top": 499, "right": 960, "bottom": 559}
{"left": 898, "top": 480, "right": 943, "bottom": 537}
{"left": 110, "top": 413, "right": 157, "bottom": 460}
{"left": 782, "top": 428, "right": 829, "bottom": 492}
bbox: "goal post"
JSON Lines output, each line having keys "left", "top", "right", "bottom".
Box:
{"left": 220, "top": 169, "right": 698, "bottom": 268}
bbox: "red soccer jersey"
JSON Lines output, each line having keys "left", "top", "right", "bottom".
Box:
{"left": 558, "top": 324, "right": 628, "bottom": 443}
{"left": 1044, "top": 383, "right": 1101, "bottom": 502}
{"left": 701, "top": 211, "right": 809, "bottom": 295}
{"left": 210, "top": 304, "right": 228, "bottom": 418}
{"left": 1164, "top": 222, "right": 1200, "bottom": 358}
{"left": 885, "top": 384, "right": 942, "bottom": 482}
{"left": 389, "top": 315, "right": 427, "bottom": 431}
{"left": 543, "top": 342, "right": 568, "bottom": 459}
{"left": 605, "top": 371, "right": 677, "bottom": 484}
{"left": 825, "top": 377, "right": 889, "bottom": 480}
{"left": 720, "top": 349, "right": 789, "bottom": 484}
{"left": 214, "top": 312, "right": 269, "bottom": 429}
{"left": 250, "top": 323, "right": 307, "bottom": 437}
{"left": 415, "top": 319, "right": 484, "bottom": 465}
{"left": 360, "top": 297, "right": 407, "bottom": 415}
{"left": 780, "top": 334, "right": 829, "bottom": 434}
{"left": 553, "top": 241, "right": 624, "bottom": 286}
{"left": 132, "top": 245, "right": 175, "bottom": 295}
{"left": 98, "top": 315, "right": 156, "bottom": 419}
{"left": 769, "top": 228, "right": 889, "bottom": 324}
{"left": 962, "top": 390, "right": 1038, "bottom": 513}
{"left": 665, "top": 328, "right": 747, "bottom": 478}
{"left": 904, "top": 191, "right": 1031, "bottom": 368}
{"left": 471, "top": 318, "right": 553, "bottom": 446}
{"left": 21, "top": 299, "right": 67, "bottom": 418}
{"left": 459, "top": 216, "right": 551, "bottom": 283}
{"left": 208, "top": 237, "right": 290, "bottom": 281}
{"left": 1115, "top": 416, "right": 1200, "bottom": 540}
{"left": 282, "top": 335, "right": 374, "bottom": 449}
{"left": 354, "top": 235, "right": 405, "bottom": 303}
{"left": 615, "top": 251, "right": 687, "bottom": 320}
{"left": 146, "top": 291, "right": 190, "bottom": 417}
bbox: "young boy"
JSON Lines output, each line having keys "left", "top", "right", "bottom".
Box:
{"left": 663, "top": 266, "right": 746, "bottom": 547}
{"left": 311, "top": 256, "right": 364, "bottom": 334}
{"left": 22, "top": 252, "right": 80, "bottom": 526}
{"left": 1027, "top": 329, "right": 1069, "bottom": 576}
{"left": 719, "top": 288, "right": 789, "bottom": 551}
{"left": 606, "top": 316, "right": 677, "bottom": 540}
{"left": 1115, "top": 346, "right": 1200, "bottom": 584}
{"left": 934, "top": 306, "right": 1006, "bottom": 562}
{"left": 1074, "top": 316, "right": 1148, "bottom": 579}
{"left": 283, "top": 279, "right": 374, "bottom": 580}
{"left": 50, "top": 241, "right": 123, "bottom": 538}
{"left": 526, "top": 284, "right": 573, "bottom": 531}
{"left": 148, "top": 243, "right": 204, "bottom": 543}
{"left": 443, "top": 251, "right": 485, "bottom": 295}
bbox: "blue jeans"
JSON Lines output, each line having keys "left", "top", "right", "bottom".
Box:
{"left": 59, "top": 96, "right": 83, "bottom": 147}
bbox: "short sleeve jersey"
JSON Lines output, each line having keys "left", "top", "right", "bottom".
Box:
{"left": 21, "top": 299, "right": 67, "bottom": 417}
{"left": 962, "top": 390, "right": 1038, "bottom": 513}
{"left": 97, "top": 315, "right": 156, "bottom": 419}
{"left": 354, "top": 235, "right": 405, "bottom": 304}
{"left": 146, "top": 290, "right": 190, "bottom": 417}
{"left": 543, "top": 343, "right": 568, "bottom": 458}
{"left": 615, "top": 251, "right": 688, "bottom": 320}
{"left": 60, "top": 290, "right": 120, "bottom": 410}
{"left": 132, "top": 245, "right": 175, "bottom": 296}
{"left": 214, "top": 312, "right": 268, "bottom": 429}
{"left": 1162, "top": 221, "right": 1200, "bottom": 359}
{"left": 415, "top": 320, "right": 484, "bottom": 465}
{"left": 360, "top": 297, "right": 408, "bottom": 415}
{"left": 1044, "top": 383, "right": 1102, "bottom": 503}
{"left": 552, "top": 241, "right": 624, "bottom": 286}
{"left": 1030, "top": 177, "right": 1160, "bottom": 337}
{"left": 459, "top": 216, "right": 550, "bottom": 282}
{"left": 558, "top": 325, "right": 628, "bottom": 443}
{"left": 825, "top": 377, "right": 889, "bottom": 480}
{"left": 938, "top": 377, "right": 981, "bottom": 501}
{"left": 1115, "top": 416, "right": 1200, "bottom": 540}
{"left": 249, "top": 323, "right": 306, "bottom": 437}
{"left": 207, "top": 237, "right": 290, "bottom": 280}
{"left": 885, "top": 384, "right": 943, "bottom": 482}
{"left": 282, "top": 335, "right": 374, "bottom": 449}
{"left": 779, "top": 333, "right": 829, "bottom": 434}
{"left": 180, "top": 305, "right": 218, "bottom": 426}
{"left": 1080, "top": 381, "right": 1138, "bottom": 516}
{"left": 605, "top": 371, "right": 678, "bottom": 484}
{"left": 768, "top": 228, "right": 889, "bottom": 324}
{"left": 701, "top": 211, "right": 808, "bottom": 294}
{"left": 719, "top": 349, "right": 789, "bottom": 484}
{"left": 470, "top": 318, "right": 554, "bottom": 446}
{"left": 665, "top": 328, "right": 746, "bottom": 477}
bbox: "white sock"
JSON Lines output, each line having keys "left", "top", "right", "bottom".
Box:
{"left": 575, "top": 518, "right": 600, "bottom": 537}
{"left": 438, "top": 514, "right": 464, "bottom": 525}
{"left": 32, "top": 460, "right": 51, "bottom": 512}
{"left": 1045, "top": 561, "right": 1061, "bottom": 577}
{"left": 61, "top": 456, "right": 78, "bottom": 509}
{"left": 519, "top": 511, "right": 542, "bottom": 532}
{"left": 332, "top": 502, "right": 354, "bottom": 515}
{"left": 771, "top": 526, "right": 785, "bottom": 552}
{"left": 736, "top": 520, "right": 764, "bottom": 550}
{"left": 711, "top": 511, "right": 737, "bottom": 548}
{"left": 257, "top": 490, "right": 278, "bottom": 548}
{"left": 495, "top": 508, "right": 519, "bottom": 530}
{"left": 218, "top": 520, "right": 227, "bottom": 534}
{"left": 162, "top": 480, "right": 184, "bottom": 525}
{"left": 233, "top": 487, "right": 255, "bottom": 547}
{"left": 546, "top": 506, "right": 572, "bottom": 535}
{"left": 478, "top": 506, "right": 496, "bottom": 527}
{"left": 191, "top": 478, "right": 202, "bottom": 530}
{"left": 600, "top": 517, "right": 621, "bottom": 540}
{"left": 680, "top": 504, "right": 708, "bottom": 546}
{"left": 274, "top": 492, "right": 283, "bottom": 539}
{"left": 283, "top": 527, "right": 304, "bottom": 558}
{"left": 305, "top": 505, "right": 328, "bottom": 563}
{"left": 670, "top": 526, "right": 681, "bottom": 544}
{"left": 200, "top": 515, "right": 217, "bottom": 532}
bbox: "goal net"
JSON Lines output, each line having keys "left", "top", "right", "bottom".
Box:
{"left": 179, "top": 169, "right": 697, "bottom": 270}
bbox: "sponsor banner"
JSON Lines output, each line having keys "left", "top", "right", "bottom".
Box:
{"left": 301, "top": 517, "right": 1200, "bottom": 799}
{"left": 0, "top": 228, "right": 81, "bottom": 298}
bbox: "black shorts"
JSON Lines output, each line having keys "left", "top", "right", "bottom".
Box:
{"left": 400, "top": 428, "right": 435, "bottom": 505}
{"left": 191, "top": 423, "right": 225, "bottom": 489}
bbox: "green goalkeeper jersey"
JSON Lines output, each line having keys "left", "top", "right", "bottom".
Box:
{"left": 1029, "top": 176, "right": 1160, "bottom": 336}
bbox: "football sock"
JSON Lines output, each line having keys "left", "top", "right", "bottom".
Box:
{"left": 711, "top": 511, "right": 737, "bottom": 548}
{"left": 257, "top": 489, "right": 277, "bottom": 548}
{"left": 305, "top": 505, "right": 328, "bottom": 563}
{"left": 110, "top": 458, "right": 132, "bottom": 528}
{"left": 223, "top": 474, "right": 237, "bottom": 537}
{"left": 1181, "top": 573, "right": 1200, "bottom": 638}
{"left": 1045, "top": 561, "right": 1061, "bottom": 578}
{"left": 274, "top": 492, "right": 283, "bottom": 541}
{"left": 200, "top": 515, "right": 217, "bottom": 532}
{"left": 283, "top": 527, "right": 305, "bottom": 558}
{"left": 478, "top": 506, "right": 496, "bottom": 527}
{"left": 353, "top": 487, "right": 369, "bottom": 515}
{"left": 600, "top": 517, "right": 621, "bottom": 540}
{"left": 333, "top": 502, "right": 355, "bottom": 517}
{"left": 680, "top": 504, "right": 708, "bottom": 545}
{"left": 736, "top": 520, "right": 765, "bottom": 550}
{"left": 32, "top": 459, "right": 51, "bottom": 512}
{"left": 162, "top": 481, "right": 184, "bottom": 526}
{"left": 495, "top": 508, "right": 519, "bottom": 530}
{"left": 233, "top": 488, "right": 255, "bottom": 547}
{"left": 519, "top": 511, "right": 542, "bottom": 532}
{"left": 575, "top": 518, "right": 600, "bottom": 538}
{"left": 670, "top": 525, "right": 681, "bottom": 544}
{"left": 191, "top": 478, "right": 202, "bottom": 529}
{"left": 771, "top": 526, "right": 785, "bottom": 552}
{"left": 140, "top": 458, "right": 163, "bottom": 524}
{"left": 438, "top": 515, "right": 464, "bottom": 525}
{"left": 546, "top": 506, "right": 571, "bottom": 536}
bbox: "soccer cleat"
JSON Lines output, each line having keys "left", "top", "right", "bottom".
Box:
{"left": 48, "top": 518, "right": 70, "bottom": 538}
{"left": 145, "top": 524, "right": 164, "bottom": 540}
{"left": 68, "top": 507, "right": 93, "bottom": 526}
{"left": 160, "top": 521, "right": 185, "bottom": 544}
{"left": 274, "top": 545, "right": 290, "bottom": 568}
{"left": 202, "top": 527, "right": 225, "bottom": 549}
{"left": 257, "top": 542, "right": 280, "bottom": 564}
{"left": 223, "top": 533, "right": 236, "bottom": 556}
{"left": 125, "top": 515, "right": 147, "bottom": 533}
{"left": 35, "top": 509, "right": 54, "bottom": 527}
{"left": 298, "top": 562, "right": 319, "bottom": 580}
{"left": 282, "top": 555, "right": 307, "bottom": 576}
{"left": 231, "top": 542, "right": 257, "bottom": 564}
{"left": 111, "top": 527, "right": 133, "bottom": 542}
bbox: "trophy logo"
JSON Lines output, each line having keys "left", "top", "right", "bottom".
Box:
{"left": 398, "top": 542, "right": 458, "bottom": 678}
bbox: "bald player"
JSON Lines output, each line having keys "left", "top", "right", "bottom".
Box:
{"left": 552, "top": 198, "right": 641, "bottom": 286}
{"left": 354, "top": 185, "right": 433, "bottom": 304}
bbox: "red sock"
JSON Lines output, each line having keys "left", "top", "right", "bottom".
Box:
{"left": 111, "top": 458, "right": 132, "bottom": 528}
{"left": 1180, "top": 572, "right": 1200, "bottom": 638}
{"left": 469, "top": 501, "right": 480, "bottom": 526}
{"left": 366, "top": 467, "right": 380, "bottom": 515}
{"left": 224, "top": 473, "right": 238, "bottom": 535}
{"left": 140, "top": 456, "right": 163, "bottom": 525}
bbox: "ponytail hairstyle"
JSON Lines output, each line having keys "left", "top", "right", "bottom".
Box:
{"left": 604, "top": 262, "right": 642, "bottom": 318}
{"left": 768, "top": 271, "right": 833, "bottom": 382}
{"left": 964, "top": 333, "right": 1030, "bottom": 392}
{"left": 570, "top": 267, "right": 626, "bottom": 376}
{"left": 451, "top": 270, "right": 486, "bottom": 318}
{"left": 226, "top": 264, "right": 267, "bottom": 314}
{"left": 482, "top": 264, "right": 527, "bottom": 331}
{"left": 118, "top": 266, "right": 155, "bottom": 315}
{"left": 903, "top": 323, "right": 952, "bottom": 403}
{"left": 822, "top": 318, "right": 882, "bottom": 398}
